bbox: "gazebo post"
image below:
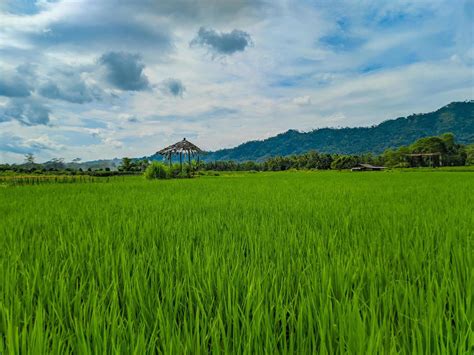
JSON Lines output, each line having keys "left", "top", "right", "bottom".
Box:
{"left": 168, "top": 153, "right": 172, "bottom": 167}
{"left": 188, "top": 150, "right": 191, "bottom": 167}
{"left": 179, "top": 152, "right": 182, "bottom": 171}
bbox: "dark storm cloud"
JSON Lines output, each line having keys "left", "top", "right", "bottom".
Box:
{"left": 161, "top": 78, "right": 186, "bottom": 97}
{"left": 0, "top": 99, "right": 50, "bottom": 126}
{"left": 191, "top": 27, "right": 253, "bottom": 56}
{"left": 99, "top": 52, "right": 150, "bottom": 91}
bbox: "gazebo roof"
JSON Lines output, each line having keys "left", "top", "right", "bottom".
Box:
{"left": 157, "top": 138, "right": 203, "bottom": 156}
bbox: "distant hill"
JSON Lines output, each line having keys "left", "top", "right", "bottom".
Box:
{"left": 204, "top": 101, "right": 474, "bottom": 162}
{"left": 64, "top": 158, "right": 122, "bottom": 171}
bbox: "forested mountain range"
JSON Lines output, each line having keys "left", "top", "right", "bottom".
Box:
{"left": 203, "top": 101, "right": 474, "bottom": 162}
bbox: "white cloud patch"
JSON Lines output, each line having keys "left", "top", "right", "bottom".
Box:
{"left": 0, "top": 133, "right": 63, "bottom": 156}
{"left": 293, "top": 95, "right": 312, "bottom": 106}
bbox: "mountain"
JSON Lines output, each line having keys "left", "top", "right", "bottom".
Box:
{"left": 67, "top": 158, "right": 122, "bottom": 170}
{"left": 204, "top": 101, "right": 474, "bottom": 162}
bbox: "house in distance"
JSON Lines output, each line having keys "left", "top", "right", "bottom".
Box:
{"left": 351, "top": 163, "right": 386, "bottom": 171}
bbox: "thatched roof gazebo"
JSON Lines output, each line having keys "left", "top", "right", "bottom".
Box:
{"left": 157, "top": 138, "right": 204, "bottom": 168}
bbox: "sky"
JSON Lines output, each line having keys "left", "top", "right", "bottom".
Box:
{"left": 1, "top": 0, "right": 473, "bottom": 163}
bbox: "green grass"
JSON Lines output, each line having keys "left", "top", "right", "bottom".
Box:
{"left": 0, "top": 171, "right": 473, "bottom": 353}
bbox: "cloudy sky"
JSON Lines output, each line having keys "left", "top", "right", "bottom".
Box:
{"left": 1, "top": 0, "right": 473, "bottom": 163}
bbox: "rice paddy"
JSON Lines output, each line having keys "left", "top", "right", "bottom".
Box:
{"left": 0, "top": 171, "right": 473, "bottom": 353}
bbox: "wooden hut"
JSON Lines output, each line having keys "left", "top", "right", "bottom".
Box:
{"left": 157, "top": 138, "right": 204, "bottom": 169}
{"left": 351, "top": 163, "right": 385, "bottom": 171}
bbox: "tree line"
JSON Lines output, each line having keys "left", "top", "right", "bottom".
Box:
{"left": 1, "top": 133, "right": 473, "bottom": 175}
{"left": 201, "top": 133, "right": 473, "bottom": 171}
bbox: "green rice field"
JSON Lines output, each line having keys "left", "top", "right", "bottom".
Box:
{"left": 0, "top": 171, "right": 473, "bottom": 353}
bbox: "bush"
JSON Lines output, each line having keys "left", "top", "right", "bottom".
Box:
{"left": 394, "top": 162, "right": 410, "bottom": 168}
{"left": 144, "top": 162, "right": 169, "bottom": 179}
{"left": 169, "top": 165, "right": 182, "bottom": 178}
{"left": 330, "top": 155, "right": 359, "bottom": 170}
{"left": 181, "top": 165, "right": 193, "bottom": 178}
{"left": 89, "top": 171, "right": 122, "bottom": 177}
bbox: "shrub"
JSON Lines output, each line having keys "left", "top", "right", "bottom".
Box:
{"left": 89, "top": 171, "right": 122, "bottom": 177}
{"left": 330, "top": 155, "right": 359, "bottom": 170}
{"left": 169, "top": 165, "right": 182, "bottom": 178}
{"left": 181, "top": 165, "right": 193, "bottom": 178}
{"left": 144, "top": 162, "right": 169, "bottom": 179}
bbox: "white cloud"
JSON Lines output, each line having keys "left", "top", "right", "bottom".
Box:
{"left": 293, "top": 96, "right": 312, "bottom": 106}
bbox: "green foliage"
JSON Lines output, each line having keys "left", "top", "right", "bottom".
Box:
{"left": 0, "top": 172, "right": 472, "bottom": 353}
{"left": 199, "top": 133, "right": 470, "bottom": 171}
{"left": 144, "top": 162, "right": 169, "bottom": 179}
{"left": 120, "top": 157, "right": 132, "bottom": 171}
{"left": 165, "top": 163, "right": 189, "bottom": 178}
{"left": 201, "top": 152, "right": 334, "bottom": 172}
{"left": 143, "top": 162, "right": 196, "bottom": 180}
{"left": 330, "top": 155, "right": 359, "bottom": 170}
{"left": 382, "top": 133, "right": 467, "bottom": 167}
{"left": 205, "top": 101, "right": 474, "bottom": 161}
{"left": 410, "top": 136, "right": 447, "bottom": 154}
{"left": 381, "top": 148, "right": 402, "bottom": 167}
{"left": 119, "top": 158, "right": 150, "bottom": 172}
{"left": 466, "top": 144, "right": 474, "bottom": 166}
{"left": 168, "top": 164, "right": 181, "bottom": 178}
{"left": 181, "top": 164, "right": 193, "bottom": 178}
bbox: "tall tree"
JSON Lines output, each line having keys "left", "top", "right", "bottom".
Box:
{"left": 120, "top": 157, "right": 133, "bottom": 172}
{"left": 24, "top": 153, "right": 35, "bottom": 164}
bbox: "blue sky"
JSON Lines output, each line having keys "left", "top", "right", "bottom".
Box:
{"left": 0, "top": 0, "right": 473, "bottom": 163}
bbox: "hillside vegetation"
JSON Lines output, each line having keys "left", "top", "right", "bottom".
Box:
{"left": 205, "top": 101, "right": 474, "bottom": 161}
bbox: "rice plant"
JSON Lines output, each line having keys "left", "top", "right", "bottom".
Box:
{"left": 0, "top": 171, "right": 472, "bottom": 353}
